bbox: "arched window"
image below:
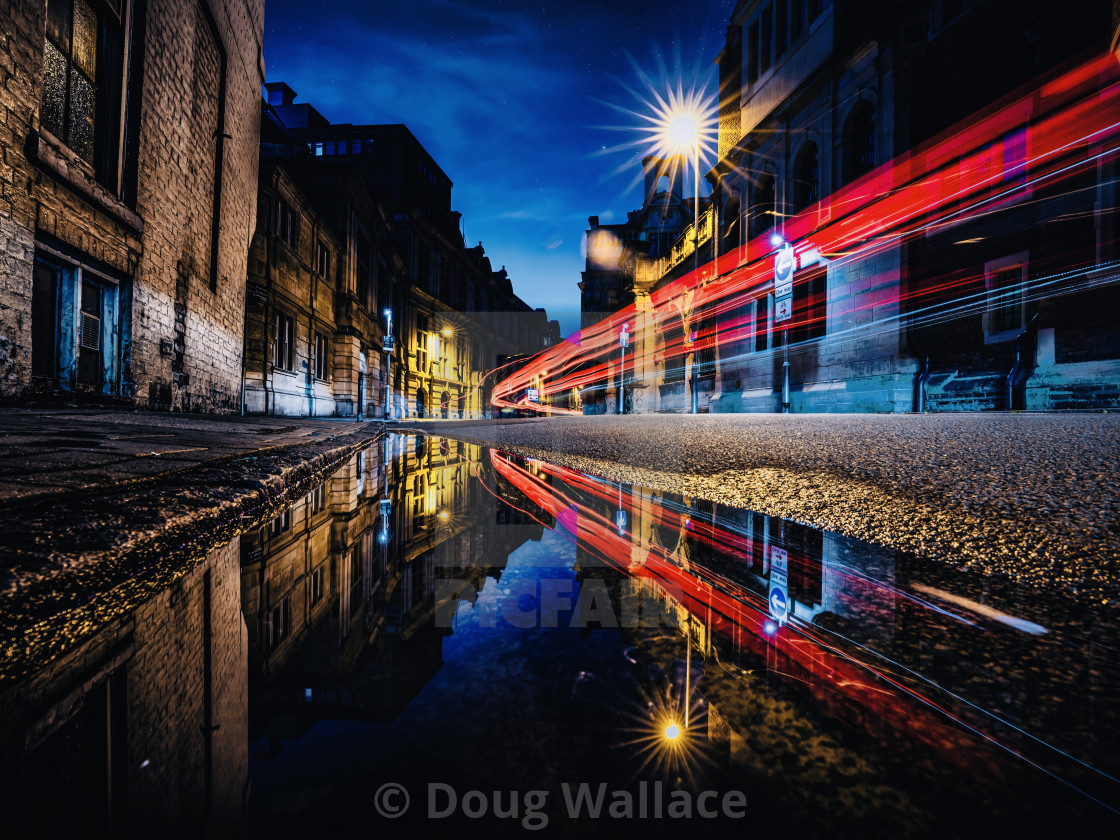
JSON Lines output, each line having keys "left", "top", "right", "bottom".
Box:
{"left": 723, "top": 195, "right": 742, "bottom": 248}
{"left": 843, "top": 103, "right": 875, "bottom": 184}
{"left": 792, "top": 142, "right": 819, "bottom": 212}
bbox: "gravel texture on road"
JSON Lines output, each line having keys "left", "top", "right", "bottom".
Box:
{"left": 400, "top": 414, "right": 1120, "bottom": 600}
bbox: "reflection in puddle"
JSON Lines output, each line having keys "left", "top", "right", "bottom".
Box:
{"left": 3, "top": 433, "right": 1119, "bottom": 836}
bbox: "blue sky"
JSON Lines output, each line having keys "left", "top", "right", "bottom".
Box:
{"left": 263, "top": 0, "right": 735, "bottom": 337}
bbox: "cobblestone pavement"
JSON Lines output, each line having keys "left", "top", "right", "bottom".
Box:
{"left": 0, "top": 409, "right": 383, "bottom": 668}
{"left": 400, "top": 413, "right": 1120, "bottom": 599}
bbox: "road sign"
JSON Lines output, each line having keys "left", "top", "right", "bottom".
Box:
{"left": 775, "top": 296, "right": 792, "bottom": 323}
{"left": 620, "top": 329, "right": 629, "bottom": 348}
{"left": 774, "top": 243, "right": 795, "bottom": 297}
{"left": 770, "top": 545, "right": 788, "bottom": 574}
{"left": 769, "top": 569, "right": 789, "bottom": 622}
{"left": 527, "top": 388, "right": 540, "bottom": 402}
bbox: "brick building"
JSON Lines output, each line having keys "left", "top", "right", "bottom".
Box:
{"left": 0, "top": 0, "right": 265, "bottom": 411}
{"left": 1, "top": 539, "right": 249, "bottom": 833}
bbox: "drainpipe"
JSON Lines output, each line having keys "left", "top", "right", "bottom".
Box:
{"left": 914, "top": 355, "right": 930, "bottom": 413}
{"left": 1005, "top": 314, "right": 1038, "bottom": 411}
{"left": 781, "top": 328, "right": 790, "bottom": 413}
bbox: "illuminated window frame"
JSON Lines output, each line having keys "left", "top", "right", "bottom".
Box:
{"left": 983, "top": 251, "right": 1028, "bottom": 344}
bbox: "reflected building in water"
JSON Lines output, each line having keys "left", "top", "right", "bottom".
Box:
{"left": 0, "top": 540, "right": 250, "bottom": 836}
{"left": 241, "top": 436, "right": 548, "bottom": 732}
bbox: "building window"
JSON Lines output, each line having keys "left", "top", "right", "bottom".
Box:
{"left": 307, "top": 483, "right": 326, "bottom": 515}
{"left": 416, "top": 313, "right": 429, "bottom": 372}
{"left": 315, "top": 239, "right": 330, "bottom": 278}
{"left": 759, "top": 5, "right": 773, "bottom": 74}
{"left": 269, "top": 509, "right": 290, "bottom": 537}
{"left": 843, "top": 103, "right": 875, "bottom": 185}
{"left": 277, "top": 196, "right": 298, "bottom": 249}
{"left": 791, "top": 266, "right": 827, "bottom": 343}
{"left": 751, "top": 173, "right": 775, "bottom": 238}
{"left": 356, "top": 228, "right": 373, "bottom": 311}
{"left": 349, "top": 549, "right": 365, "bottom": 607}
{"left": 310, "top": 567, "right": 324, "bottom": 605}
{"left": 755, "top": 294, "right": 771, "bottom": 352}
{"left": 362, "top": 138, "right": 375, "bottom": 154}
{"left": 273, "top": 311, "right": 295, "bottom": 371}
{"left": 776, "top": 0, "right": 788, "bottom": 56}
{"left": 746, "top": 21, "right": 759, "bottom": 84}
{"left": 42, "top": 0, "right": 126, "bottom": 181}
{"left": 313, "top": 332, "right": 329, "bottom": 380}
{"left": 1001, "top": 128, "right": 1027, "bottom": 192}
{"left": 268, "top": 598, "right": 291, "bottom": 650}
{"left": 985, "top": 254, "right": 1028, "bottom": 343}
{"left": 792, "top": 141, "right": 819, "bottom": 212}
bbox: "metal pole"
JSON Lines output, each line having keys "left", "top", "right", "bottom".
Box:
{"left": 691, "top": 135, "right": 700, "bottom": 415}
{"left": 619, "top": 343, "right": 625, "bottom": 414}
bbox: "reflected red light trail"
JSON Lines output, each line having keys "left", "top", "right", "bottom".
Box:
{"left": 487, "top": 449, "right": 1120, "bottom": 810}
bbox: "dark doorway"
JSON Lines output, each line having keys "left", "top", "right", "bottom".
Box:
{"left": 31, "top": 261, "right": 58, "bottom": 381}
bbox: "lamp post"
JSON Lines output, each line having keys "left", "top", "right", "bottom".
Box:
{"left": 383, "top": 308, "right": 393, "bottom": 420}
{"left": 660, "top": 111, "right": 709, "bottom": 415}
{"left": 690, "top": 131, "right": 700, "bottom": 415}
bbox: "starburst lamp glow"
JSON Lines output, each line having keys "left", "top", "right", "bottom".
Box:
{"left": 664, "top": 722, "right": 681, "bottom": 741}
{"left": 665, "top": 114, "right": 699, "bottom": 153}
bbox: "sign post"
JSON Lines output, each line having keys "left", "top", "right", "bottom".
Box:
{"left": 618, "top": 325, "right": 629, "bottom": 415}
{"left": 768, "top": 545, "right": 789, "bottom": 624}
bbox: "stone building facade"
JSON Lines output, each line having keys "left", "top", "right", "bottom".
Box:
{"left": 263, "top": 83, "right": 560, "bottom": 419}
{"left": 0, "top": 0, "right": 265, "bottom": 411}
{"left": 701, "top": 0, "right": 1119, "bottom": 413}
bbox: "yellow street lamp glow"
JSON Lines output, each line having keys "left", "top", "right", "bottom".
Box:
{"left": 664, "top": 114, "right": 699, "bottom": 154}
{"left": 664, "top": 722, "right": 680, "bottom": 741}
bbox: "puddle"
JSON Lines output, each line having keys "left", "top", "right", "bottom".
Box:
{"left": 2, "top": 433, "right": 1119, "bottom": 837}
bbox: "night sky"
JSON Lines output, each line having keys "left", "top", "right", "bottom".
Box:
{"left": 263, "top": 0, "right": 736, "bottom": 337}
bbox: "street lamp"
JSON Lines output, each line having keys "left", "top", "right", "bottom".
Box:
{"left": 383, "top": 308, "right": 393, "bottom": 420}
{"left": 654, "top": 99, "right": 713, "bottom": 415}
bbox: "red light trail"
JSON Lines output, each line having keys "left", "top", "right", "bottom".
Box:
{"left": 491, "top": 53, "right": 1120, "bottom": 414}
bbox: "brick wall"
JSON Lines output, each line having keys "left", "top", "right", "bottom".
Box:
{"left": 0, "top": 0, "right": 264, "bottom": 411}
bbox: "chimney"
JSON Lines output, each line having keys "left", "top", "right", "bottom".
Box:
{"left": 264, "top": 82, "right": 297, "bottom": 107}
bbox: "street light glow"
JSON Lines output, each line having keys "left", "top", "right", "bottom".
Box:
{"left": 665, "top": 115, "right": 698, "bottom": 152}
{"left": 664, "top": 722, "right": 680, "bottom": 741}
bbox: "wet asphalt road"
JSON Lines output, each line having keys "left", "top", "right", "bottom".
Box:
{"left": 401, "top": 413, "right": 1120, "bottom": 599}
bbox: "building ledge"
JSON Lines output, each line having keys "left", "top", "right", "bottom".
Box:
{"left": 26, "top": 128, "right": 144, "bottom": 236}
